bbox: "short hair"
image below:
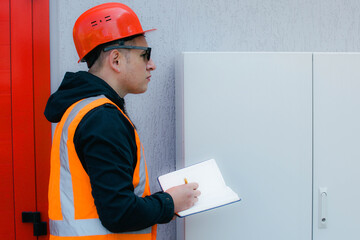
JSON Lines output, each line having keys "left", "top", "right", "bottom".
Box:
{"left": 83, "top": 34, "right": 144, "bottom": 69}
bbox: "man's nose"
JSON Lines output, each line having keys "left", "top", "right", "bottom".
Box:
{"left": 147, "top": 58, "right": 156, "bottom": 71}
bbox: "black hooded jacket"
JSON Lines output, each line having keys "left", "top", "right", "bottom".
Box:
{"left": 44, "top": 71, "right": 174, "bottom": 232}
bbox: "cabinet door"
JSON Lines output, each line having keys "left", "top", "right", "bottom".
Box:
{"left": 313, "top": 53, "right": 360, "bottom": 240}
{"left": 176, "top": 53, "right": 313, "bottom": 240}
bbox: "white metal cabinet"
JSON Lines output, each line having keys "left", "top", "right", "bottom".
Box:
{"left": 176, "top": 52, "right": 360, "bottom": 240}
{"left": 313, "top": 53, "right": 360, "bottom": 240}
{"left": 175, "top": 52, "right": 313, "bottom": 240}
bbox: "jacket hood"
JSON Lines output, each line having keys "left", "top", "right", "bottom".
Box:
{"left": 44, "top": 71, "right": 125, "bottom": 123}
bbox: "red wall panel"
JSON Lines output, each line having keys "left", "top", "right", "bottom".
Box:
{"left": 33, "top": 0, "right": 51, "bottom": 237}
{"left": 0, "top": 1, "right": 15, "bottom": 238}
{"left": 10, "top": 0, "right": 37, "bottom": 239}
{"left": 1, "top": 0, "right": 51, "bottom": 238}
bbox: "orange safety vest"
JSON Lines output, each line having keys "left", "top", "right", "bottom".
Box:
{"left": 48, "top": 95, "right": 157, "bottom": 240}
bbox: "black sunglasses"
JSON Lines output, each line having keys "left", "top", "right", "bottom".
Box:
{"left": 103, "top": 45, "right": 152, "bottom": 61}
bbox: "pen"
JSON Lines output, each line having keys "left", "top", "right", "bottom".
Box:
{"left": 184, "top": 178, "right": 188, "bottom": 184}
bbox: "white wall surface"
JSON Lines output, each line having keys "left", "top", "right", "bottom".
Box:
{"left": 50, "top": 1, "right": 360, "bottom": 239}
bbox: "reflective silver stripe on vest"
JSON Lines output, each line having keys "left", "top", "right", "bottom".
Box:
{"left": 134, "top": 143, "right": 146, "bottom": 196}
{"left": 50, "top": 95, "right": 151, "bottom": 237}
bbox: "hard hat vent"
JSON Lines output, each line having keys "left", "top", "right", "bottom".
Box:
{"left": 91, "top": 16, "right": 112, "bottom": 27}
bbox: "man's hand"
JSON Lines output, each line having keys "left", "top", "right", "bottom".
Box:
{"left": 166, "top": 182, "right": 201, "bottom": 213}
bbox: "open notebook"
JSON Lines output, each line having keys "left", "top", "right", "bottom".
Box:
{"left": 158, "top": 159, "right": 241, "bottom": 217}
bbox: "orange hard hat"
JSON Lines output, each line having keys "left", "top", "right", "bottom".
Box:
{"left": 73, "top": 2, "right": 155, "bottom": 63}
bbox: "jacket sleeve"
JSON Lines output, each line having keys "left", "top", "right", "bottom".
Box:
{"left": 73, "top": 104, "right": 174, "bottom": 232}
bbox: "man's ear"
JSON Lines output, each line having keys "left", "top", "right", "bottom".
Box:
{"left": 108, "top": 50, "right": 122, "bottom": 73}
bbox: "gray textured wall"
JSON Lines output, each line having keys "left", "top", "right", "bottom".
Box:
{"left": 50, "top": 1, "right": 360, "bottom": 239}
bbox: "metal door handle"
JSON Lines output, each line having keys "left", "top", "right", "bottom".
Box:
{"left": 319, "top": 187, "right": 327, "bottom": 229}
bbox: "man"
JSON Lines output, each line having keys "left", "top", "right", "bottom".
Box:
{"left": 44, "top": 3, "right": 200, "bottom": 240}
